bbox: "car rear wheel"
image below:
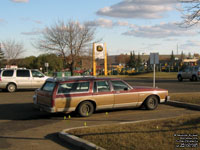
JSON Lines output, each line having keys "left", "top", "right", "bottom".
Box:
{"left": 77, "top": 101, "right": 94, "bottom": 117}
{"left": 144, "top": 96, "right": 158, "bottom": 110}
{"left": 7, "top": 83, "right": 16, "bottom": 93}
{"left": 178, "top": 75, "right": 183, "bottom": 82}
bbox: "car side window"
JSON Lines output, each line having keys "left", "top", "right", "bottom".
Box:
{"left": 57, "top": 81, "right": 90, "bottom": 94}
{"left": 32, "top": 70, "right": 44, "bottom": 77}
{"left": 111, "top": 80, "right": 130, "bottom": 91}
{"left": 93, "top": 81, "right": 110, "bottom": 92}
{"left": 2, "top": 70, "right": 14, "bottom": 77}
{"left": 184, "top": 68, "right": 189, "bottom": 72}
{"left": 17, "top": 70, "right": 30, "bottom": 77}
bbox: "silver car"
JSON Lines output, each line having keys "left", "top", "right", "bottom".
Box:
{"left": 177, "top": 66, "right": 200, "bottom": 81}
{"left": 0, "top": 68, "right": 49, "bottom": 92}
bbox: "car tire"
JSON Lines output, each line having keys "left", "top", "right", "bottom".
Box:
{"left": 77, "top": 101, "right": 94, "bottom": 117}
{"left": 7, "top": 83, "right": 16, "bottom": 93}
{"left": 178, "top": 75, "right": 183, "bottom": 82}
{"left": 144, "top": 96, "right": 158, "bottom": 110}
{"left": 192, "top": 75, "right": 197, "bottom": 81}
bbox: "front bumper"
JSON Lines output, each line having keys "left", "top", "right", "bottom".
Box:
{"left": 160, "top": 96, "right": 170, "bottom": 103}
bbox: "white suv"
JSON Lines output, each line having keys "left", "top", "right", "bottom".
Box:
{"left": 0, "top": 68, "right": 49, "bottom": 92}
{"left": 177, "top": 66, "right": 200, "bottom": 81}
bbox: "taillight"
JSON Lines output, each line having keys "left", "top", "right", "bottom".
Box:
{"left": 51, "top": 99, "right": 55, "bottom": 107}
{"left": 0, "top": 77, "right": 1, "bottom": 81}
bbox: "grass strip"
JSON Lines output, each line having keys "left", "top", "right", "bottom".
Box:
{"left": 67, "top": 114, "right": 200, "bottom": 150}
{"left": 99, "top": 72, "right": 177, "bottom": 79}
{"left": 170, "top": 93, "right": 200, "bottom": 105}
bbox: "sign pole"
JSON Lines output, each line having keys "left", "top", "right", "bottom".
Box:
{"left": 93, "top": 43, "right": 96, "bottom": 76}
{"left": 104, "top": 43, "right": 108, "bottom": 76}
{"left": 150, "top": 53, "right": 159, "bottom": 88}
{"left": 153, "top": 64, "right": 156, "bottom": 88}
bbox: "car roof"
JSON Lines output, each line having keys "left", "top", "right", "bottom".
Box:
{"left": 46, "top": 76, "right": 121, "bottom": 82}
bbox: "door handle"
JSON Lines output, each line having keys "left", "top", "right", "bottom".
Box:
{"left": 116, "top": 91, "right": 120, "bottom": 94}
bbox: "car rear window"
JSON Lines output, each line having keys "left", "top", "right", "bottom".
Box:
{"left": 57, "top": 81, "right": 90, "bottom": 94}
{"left": 2, "top": 70, "right": 14, "bottom": 77}
{"left": 42, "top": 81, "right": 55, "bottom": 92}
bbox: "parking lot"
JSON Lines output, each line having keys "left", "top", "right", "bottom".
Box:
{"left": 0, "top": 79, "right": 200, "bottom": 150}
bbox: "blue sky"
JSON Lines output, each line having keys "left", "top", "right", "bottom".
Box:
{"left": 0, "top": 0, "right": 200, "bottom": 57}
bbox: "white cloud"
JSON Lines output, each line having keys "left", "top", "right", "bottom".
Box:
{"left": 11, "top": 0, "right": 29, "bottom": 3}
{"left": 181, "top": 40, "right": 200, "bottom": 48}
{"left": 0, "top": 18, "right": 6, "bottom": 23}
{"left": 116, "top": 21, "right": 129, "bottom": 26}
{"left": 97, "top": 0, "right": 178, "bottom": 19}
{"left": 33, "top": 20, "right": 42, "bottom": 24}
{"left": 87, "top": 18, "right": 130, "bottom": 28}
{"left": 20, "top": 18, "right": 42, "bottom": 24}
{"left": 123, "top": 22, "right": 198, "bottom": 38}
{"left": 86, "top": 18, "right": 114, "bottom": 28}
{"left": 21, "top": 28, "right": 43, "bottom": 35}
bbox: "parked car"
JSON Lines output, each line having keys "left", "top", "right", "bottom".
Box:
{"left": 0, "top": 68, "right": 49, "bottom": 92}
{"left": 33, "top": 76, "right": 169, "bottom": 117}
{"left": 177, "top": 66, "right": 200, "bottom": 82}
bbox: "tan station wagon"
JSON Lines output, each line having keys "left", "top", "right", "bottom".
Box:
{"left": 33, "top": 76, "right": 169, "bottom": 117}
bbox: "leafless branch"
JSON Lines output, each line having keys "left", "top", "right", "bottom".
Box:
{"left": 1, "top": 39, "right": 25, "bottom": 60}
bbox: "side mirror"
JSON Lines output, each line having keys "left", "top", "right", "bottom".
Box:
{"left": 124, "top": 87, "right": 128, "bottom": 91}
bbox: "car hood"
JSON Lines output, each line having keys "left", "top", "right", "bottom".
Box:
{"left": 132, "top": 86, "right": 167, "bottom": 91}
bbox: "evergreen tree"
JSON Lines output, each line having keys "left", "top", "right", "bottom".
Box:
{"left": 127, "top": 51, "right": 136, "bottom": 68}
{"left": 137, "top": 53, "right": 142, "bottom": 68}
{"left": 170, "top": 50, "right": 175, "bottom": 62}
{"left": 180, "top": 51, "right": 185, "bottom": 60}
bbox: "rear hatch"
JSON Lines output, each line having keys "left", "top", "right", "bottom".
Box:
{"left": 36, "top": 81, "right": 56, "bottom": 107}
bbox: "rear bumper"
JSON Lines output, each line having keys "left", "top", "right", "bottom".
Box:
{"left": 33, "top": 95, "right": 56, "bottom": 113}
{"left": 0, "top": 83, "right": 7, "bottom": 89}
{"left": 34, "top": 104, "right": 56, "bottom": 113}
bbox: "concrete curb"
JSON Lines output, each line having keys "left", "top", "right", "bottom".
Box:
{"left": 59, "top": 127, "right": 106, "bottom": 150}
{"left": 166, "top": 100, "right": 200, "bottom": 111}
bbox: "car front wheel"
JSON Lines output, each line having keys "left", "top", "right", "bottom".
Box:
{"left": 77, "top": 101, "right": 94, "bottom": 117}
{"left": 192, "top": 75, "right": 197, "bottom": 81}
{"left": 144, "top": 96, "right": 158, "bottom": 110}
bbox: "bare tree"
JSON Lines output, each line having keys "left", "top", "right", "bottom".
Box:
{"left": 1, "top": 39, "right": 25, "bottom": 64}
{"left": 179, "top": 0, "right": 200, "bottom": 26}
{"left": 36, "top": 20, "right": 96, "bottom": 75}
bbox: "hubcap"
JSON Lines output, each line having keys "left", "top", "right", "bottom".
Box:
{"left": 82, "top": 104, "right": 90, "bottom": 114}
{"left": 149, "top": 98, "right": 155, "bottom": 108}
{"left": 9, "top": 85, "right": 15, "bottom": 92}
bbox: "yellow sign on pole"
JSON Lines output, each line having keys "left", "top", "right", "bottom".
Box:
{"left": 93, "top": 43, "right": 107, "bottom": 76}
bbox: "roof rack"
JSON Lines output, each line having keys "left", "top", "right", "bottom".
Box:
{"left": 1, "top": 68, "right": 27, "bottom": 70}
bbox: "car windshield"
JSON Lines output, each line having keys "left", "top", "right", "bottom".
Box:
{"left": 42, "top": 81, "right": 55, "bottom": 92}
{"left": 111, "top": 80, "right": 130, "bottom": 91}
{"left": 32, "top": 70, "right": 44, "bottom": 77}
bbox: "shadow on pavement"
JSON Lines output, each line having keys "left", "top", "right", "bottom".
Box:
{"left": 45, "top": 133, "right": 80, "bottom": 150}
